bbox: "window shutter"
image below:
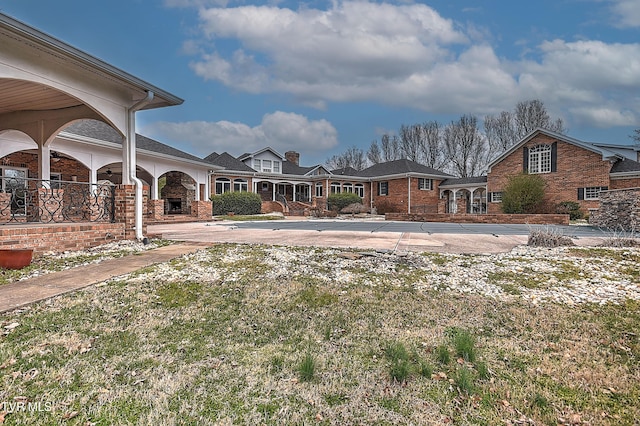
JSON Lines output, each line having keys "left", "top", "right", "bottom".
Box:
{"left": 551, "top": 142, "right": 558, "bottom": 172}
{"left": 523, "top": 147, "right": 529, "bottom": 172}
{"left": 577, "top": 188, "right": 584, "bottom": 200}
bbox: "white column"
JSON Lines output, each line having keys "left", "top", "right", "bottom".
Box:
{"left": 293, "top": 184, "right": 297, "bottom": 202}
{"left": 38, "top": 144, "right": 51, "bottom": 186}
{"left": 272, "top": 182, "right": 276, "bottom": 201}
{"left": 151, "top": 175, "right": 159, "bottom": 200}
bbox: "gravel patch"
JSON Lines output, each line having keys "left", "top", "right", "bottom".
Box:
{"left": 120, "top": 243, "right": 640, "bottom": 307}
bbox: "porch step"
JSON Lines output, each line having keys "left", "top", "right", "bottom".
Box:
{"left": 288, "top": 201, "right": 312, "bottom": 216}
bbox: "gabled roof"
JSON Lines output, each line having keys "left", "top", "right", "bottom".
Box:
{"left": 205, "top": 152, "right": 256, "bottom": 172}
{"left": 62, "top": 120, "right": 208, "bottom": 164}
{"left": 237, "top": 146, "right": 286, "bottom": 161}
{"left": 358, "top": 159, "right": 454, "bottom": 178}
{"left": 0, "top": 13, "right": 183, "bottom": 111}
{"left": 304, "top": 165, "right": 330, "bottom": 176}
{"left": 487, "top": 128, "right": 623, "bottom": 172}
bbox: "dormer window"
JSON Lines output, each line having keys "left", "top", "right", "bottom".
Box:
{"left": 273, "top": 161, "right": 280, "bottom": 173}
{"left": 262, "top": 160, "right": 272, "bottom": 173}
{"left": 253, "top": 159, "right": 261, "bottom": 170}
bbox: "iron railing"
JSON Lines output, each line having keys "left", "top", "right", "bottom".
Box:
{"left": 0, "top": 177, "right": 115, "bottom": 225}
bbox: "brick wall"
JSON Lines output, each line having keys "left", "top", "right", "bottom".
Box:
{"left": 0, "top": 223, "right": 125, "bottom": 254}
{"left": 386, "top": 212, "right": 570, "bottom": 225}
{"left": 371, "top": 177, "right": 441, "bottom": 213}
{"left": 190, "top": 201, "right": 213, "bottom": 220}
{"left": 589, "top": 188, "right": 640, "bottom": 230}
{"left": 487, "top": 134, "right": 611, "bottom": 214}
{"left": 1, "top": 152, "right": 90, "bottom": 182}
{"left": 611, "top": 177, "right": 640, "bottom": 190}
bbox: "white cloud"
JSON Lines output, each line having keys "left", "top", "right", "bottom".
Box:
{"left": 144, "top": 111, "right": 338, "bottom": 158}
{"left": 569, "top": 106, "right": 637, "bottom": 127}
{"left": 186, "top": 1, "right": 639, "bottom": 129}
{"left": 610, "top": 0, "right": 640, "bottom": 28}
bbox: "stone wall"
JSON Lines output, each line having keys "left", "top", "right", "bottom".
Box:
{"left": 589, "top": 188, "right": 640, "bottom": 230}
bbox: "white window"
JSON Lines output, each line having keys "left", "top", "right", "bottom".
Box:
{"left": 528, "top": 145, "right": 552, "bottom": 174}
{"left": 355, "top": 183, "right": 364, "bottom": 197}
{"left": 490, "top": 192, "right": 503, "bottom": 203}
{"left": 253, "top": 159, "right": 261, "bottom": 170}
{"left": 215, "top": 177, "right": 231, "bottom": 194}
{"left": 315, "top": 183, "right": 323, "bottom": 197}
{"left": 583, "top": 187, "right": 607, "bottom": 200}
{"left": 343, "top": 183, "right": 353, "bottom": 193}
{"left": 418, "top": 178, "right": 433, "bottom": 190}
{"left": 378, "top": 181, "right": 388, "bottom": 196}
{"left": 233, "top": 179, "right": 248, "bottom": 192}
{"left": 262, "top": 160, "right": 272, "bottom": 173}
{"left": 331, "top": 182, "right": 341, "bottom": 194}
{"left": 273, "top": 161, "right": 280, "bottom": 173}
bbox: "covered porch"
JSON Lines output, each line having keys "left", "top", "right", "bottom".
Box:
{"left": 0, "top": 13, "right": 184, "bottom": 252}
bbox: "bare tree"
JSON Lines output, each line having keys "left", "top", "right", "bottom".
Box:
{"left": 399, "top": 124, "right": 424, "bottom": 162}
{"left": 367, "top": 140, "right": 382, "bottom": 164}
{"left": 380, "top": 134, "right": 402, "bottom": 162}
{"left": 631, "top": 129, "right": 640, "bottom": 145}
{"left": 484, "top": 99, "right": 566, "bottom": 161}
{"left": 420, "top": 121, "right": 446, "bottom": 170}
{"left": 484, "top": 111, "right": 518, "bottom": 153}
{"left": 443, "top": 114, "right": 487, "bottom": 177}
{"left": 514, "top": 99, "right": 565, "bottom": 138}
{"left": 325, "top": 145, "right": 367, "bottom": 171}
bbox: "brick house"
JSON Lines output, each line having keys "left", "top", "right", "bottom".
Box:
{"left": 205, "top": 148, "right": 453, "bottom": 214}
{"left": 485, "top": 128, "right": 640, "bottom": 215}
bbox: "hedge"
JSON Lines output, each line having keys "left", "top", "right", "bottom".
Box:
{"left": 211, "top": 191, "right": 262, "bottom": 215}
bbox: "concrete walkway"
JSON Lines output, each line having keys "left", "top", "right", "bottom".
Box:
{"left": 0, "top": 242, "right": 211, "bottom": 314}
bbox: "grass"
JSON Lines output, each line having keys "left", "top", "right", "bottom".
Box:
{"left": 0, "top": 243, "right": 639, "bottom": 424}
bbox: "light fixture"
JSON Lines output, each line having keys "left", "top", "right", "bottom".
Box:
{"left": 51, "top": 151, "right": 61, "bottom": 162}
{"left": 106, "top": 169, "right": 113, "bottom": 177}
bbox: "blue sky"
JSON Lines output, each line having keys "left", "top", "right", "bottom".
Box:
{"left": 2, "top": 0, "right": 639, "bottom": 166}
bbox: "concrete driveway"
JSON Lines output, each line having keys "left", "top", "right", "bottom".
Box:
{"left": 147, "top": 219, "right": 611, "bottom": 254}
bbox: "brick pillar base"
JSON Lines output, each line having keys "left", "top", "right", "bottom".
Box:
{"left": 0, "top": 193, "right": 12, "bottom": 222}
{"left": 456, "top": 197, "right": 467, "bottom": 214}
{"left": 191, "top": 200, "right": 212, "bottom": 221}
{"left": 148, "top": 199, "right": 165, "bottom": 221}
{"left": 114, "top": 185, "right": 148, "bottom": 240}
{"left": 437, "top": 198, "right": 447, "bottom": 214}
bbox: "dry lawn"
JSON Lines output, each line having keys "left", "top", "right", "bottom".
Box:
{"left": 0, "top": 243, "right": 638, "bottom": 425}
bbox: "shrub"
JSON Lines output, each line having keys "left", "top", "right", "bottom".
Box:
{"left": 211, "top": 191, "right": 262, "bottom": 215}
{"left": 375, "top": 199, "right": 401, "bottom": 215}
{"left": 501, "top": 173, "right": 546, "bottom": 214}
{"left": 555, "top": 201, "right": 583, "bottom": 220}
{"left": 327, "top": 193, "right": 362, "bottom": 211}
{"left": 528, "top": 225, "right": 575, "bottom": 247}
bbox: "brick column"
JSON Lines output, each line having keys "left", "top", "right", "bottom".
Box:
{"left": 191, "top": 200, "right": 212, "bottom": 221}
{"left": 437, "top": 198, "right": 447, "bottom": 214}
{"left": 114, "top": 185, "right": 147, "bottom": 239}
{"left": 147, "top": 199, "right": 165, "bottom": 221}
{"left": 456, "top": 196, "right": 467, "bottom": 214}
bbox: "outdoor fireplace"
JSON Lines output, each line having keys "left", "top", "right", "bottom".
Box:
{"left": 167, "top": 198, "right": 182, "bottom": 214}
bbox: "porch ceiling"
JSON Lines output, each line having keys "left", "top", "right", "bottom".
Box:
{"left": 0, "top": 80, "right": 81, "bottom": 114}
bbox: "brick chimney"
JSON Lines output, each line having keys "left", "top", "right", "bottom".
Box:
{"left": 285, "top": 151, "right": 300, "bottom": 166}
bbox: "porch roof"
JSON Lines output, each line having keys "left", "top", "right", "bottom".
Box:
{"left": 0, "top": 13, "right": 183, "bottom": 113}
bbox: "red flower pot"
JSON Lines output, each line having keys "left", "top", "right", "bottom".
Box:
{"left": 0, "top": 249, "right": 34, "bottom": 270}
